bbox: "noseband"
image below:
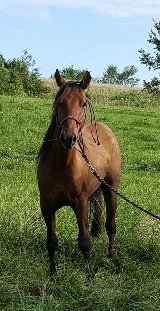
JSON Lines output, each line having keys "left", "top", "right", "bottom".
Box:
{"left": 59, "top": 115, "right": 81, "bottom": 128}
{"left": 56, "top": 105, "right": 87, "bottom": 131}
{"left": 56, "top": 105, "right": 87, "bottom": 151}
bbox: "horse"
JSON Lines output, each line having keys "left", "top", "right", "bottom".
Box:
{"left": 37, "top": 69, "right": 121, "bottom": 274}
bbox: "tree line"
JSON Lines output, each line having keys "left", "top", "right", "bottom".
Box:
{"left": 0, "top": 20, "right": 159, "bottom": 96}
{"left": 53, "top": 64, "right": 140, "bottom": 87}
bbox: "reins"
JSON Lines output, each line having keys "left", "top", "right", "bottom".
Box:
{"left": 86, "top": 100, "right": 100, "bottom": 146}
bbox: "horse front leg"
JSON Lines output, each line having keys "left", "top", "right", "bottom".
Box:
{"left": 40, "top": 196, "right": 58, "bottom": 275}
{"left": 73, "top": 198, "right": 90, "bottom": 261}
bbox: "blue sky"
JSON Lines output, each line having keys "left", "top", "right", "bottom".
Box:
{"left": 0, "top": 1, "right": 160, "bottom": 84}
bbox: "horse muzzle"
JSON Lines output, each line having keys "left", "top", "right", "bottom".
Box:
{"left": 60, "top": 132, "right": 77, "bottom": 150}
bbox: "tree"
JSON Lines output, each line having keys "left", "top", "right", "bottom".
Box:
{"left": 19, "top": 49, "right": 49, "bottom": 96}
{"left": 60, "top": 65, "right": 87, "bottom": 81}
{"left": 101, "top": 64, "right": 140, "bottom": 86}
{"left": 0, "top": 53, "right": 10, "bottom": 94}
{"left": 101, "top": 65, "right": 118, "bottom": 84}
{"left": 117, "top": 66, "right": 140, "bottom": 87}
{"left": 139, "top": 20, "right": 160, "bottom": 93}
{"left": 0, "top": 49, "right": 49, "bottom": 96}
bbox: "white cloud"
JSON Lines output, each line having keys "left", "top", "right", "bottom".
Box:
{"left": 0, "top": 0, "right": 160, "bottom": 18}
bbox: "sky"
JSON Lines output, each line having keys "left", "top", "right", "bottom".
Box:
{"left": 0, "top": 0, "right": 160, "bottom": 84}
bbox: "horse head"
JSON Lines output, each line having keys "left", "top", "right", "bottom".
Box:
{"left": 55, "top": 69, "right": 91, "bottom": 150}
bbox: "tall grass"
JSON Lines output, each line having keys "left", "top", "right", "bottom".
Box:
{"left": 0, "top": 87, "right": 160, "bottom": 310}
{"left": 43, "top": 78, "right": 160, "bottom": 107}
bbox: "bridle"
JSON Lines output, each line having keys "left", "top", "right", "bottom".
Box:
{"left": 56, "top": 111, "right": 85, "bottom": 130}
{"left": 55, "top": 97, "right": 100, "bottom": 145}
{"left": 55, "top": 97, "right": 87, "bottom": 135}
{"left": 54, "top": 80, "right": 100, "bottom": 150}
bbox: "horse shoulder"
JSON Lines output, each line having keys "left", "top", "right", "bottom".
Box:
{"left": 83, "top": 122, "right": 121, "bottom": 179}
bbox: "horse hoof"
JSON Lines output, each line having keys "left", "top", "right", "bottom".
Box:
{"left": 91, "top": 228, "right": 101, "bottom": 237}
{"left": 49, "top": 262, "right": 56, "bottom": 277}
{"left": 111, "top": 257, "right": 123, "bottom": 274}
{"left": 107, "top": 248, "right": 116, "bottom": 259}
{"left": 107, "top": 252, "right": 114, "bottom": 259}
{"left": 84, "top": 251, "right": 90, "bottom": 262}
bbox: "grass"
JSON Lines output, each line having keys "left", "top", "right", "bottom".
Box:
{"left": 0, "top": 87, "right": 160, "bottom": 311}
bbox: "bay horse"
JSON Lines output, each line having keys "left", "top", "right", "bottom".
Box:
{"left": 37, "top": 70, "right": 121, "bottom": 273}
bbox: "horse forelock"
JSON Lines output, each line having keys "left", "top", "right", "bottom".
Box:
{"left": 55, "top": 81, "right": 81, "bottom": 103}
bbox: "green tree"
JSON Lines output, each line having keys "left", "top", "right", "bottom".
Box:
{"left": 139, "top": 20, "right": 160, "bottom": 93}
{"left": 60, "top": 65, "right": 87, "bottom": 81}
{"left": 101, "top": 64, "right": 139, "bottom": 86}
{"left": 20, "top": 49, "right": 49, "bottom": 96}
{"left": 0, "top": 54, "right": 10, "bottom": 94}
{"left": 5, "top": 58, "right": 24, "bottom": 94}
{"left": 117, "top": 66, "right": 140, "bottom": 86}
{"left": 0, "top": 49, "right": 49, "bottom": 96}
{"left": 101, "top": 65, "right": 118, "bottom": 84}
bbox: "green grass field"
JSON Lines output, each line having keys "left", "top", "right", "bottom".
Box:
{"left": 0, "top": 88, "right": 160, "bottom": 311}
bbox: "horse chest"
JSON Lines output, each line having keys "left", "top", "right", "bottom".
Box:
{"left": 44, "top": 165, "right": 84, "bottom": 204}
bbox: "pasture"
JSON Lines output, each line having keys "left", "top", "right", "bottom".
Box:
{"left": 0, "top": 86, "right": 160, "bottom": 311}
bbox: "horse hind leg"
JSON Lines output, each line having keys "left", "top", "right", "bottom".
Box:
{"left": 102, "top": 180, "right": 118, "bottom": 258}
{"left": 90, "top": 188, "right": 102, "bottom": 237}
{"left": 73, "top": 198, "right": 90, "bottom": 261}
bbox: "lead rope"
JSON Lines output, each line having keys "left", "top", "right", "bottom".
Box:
{"left": 87, "top": 100, "right": 100, "bottom": 146}
{"left": 74, "top": 142, "right": 160, "bottom": 222}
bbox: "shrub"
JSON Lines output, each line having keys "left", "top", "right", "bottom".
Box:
{"left": 0, "top": 50, "right": 50, "bottom": 96}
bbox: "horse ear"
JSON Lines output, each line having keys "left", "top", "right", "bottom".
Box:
{"left": 80, "top": 71, "right": 91, "bottom": 90}
{"left": 55, "top": 69, "right": 66, "bottom": 87}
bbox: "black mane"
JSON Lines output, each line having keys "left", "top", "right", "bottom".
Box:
{"left": 37, "top": 113, "right": 57, "bottom": 163}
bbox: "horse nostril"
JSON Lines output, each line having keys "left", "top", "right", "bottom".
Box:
{"left": 71, "top": 134, "right": 77, "bottom": 145}
{"left": 61, "top": 132, "right": 66, "bottom": 143}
